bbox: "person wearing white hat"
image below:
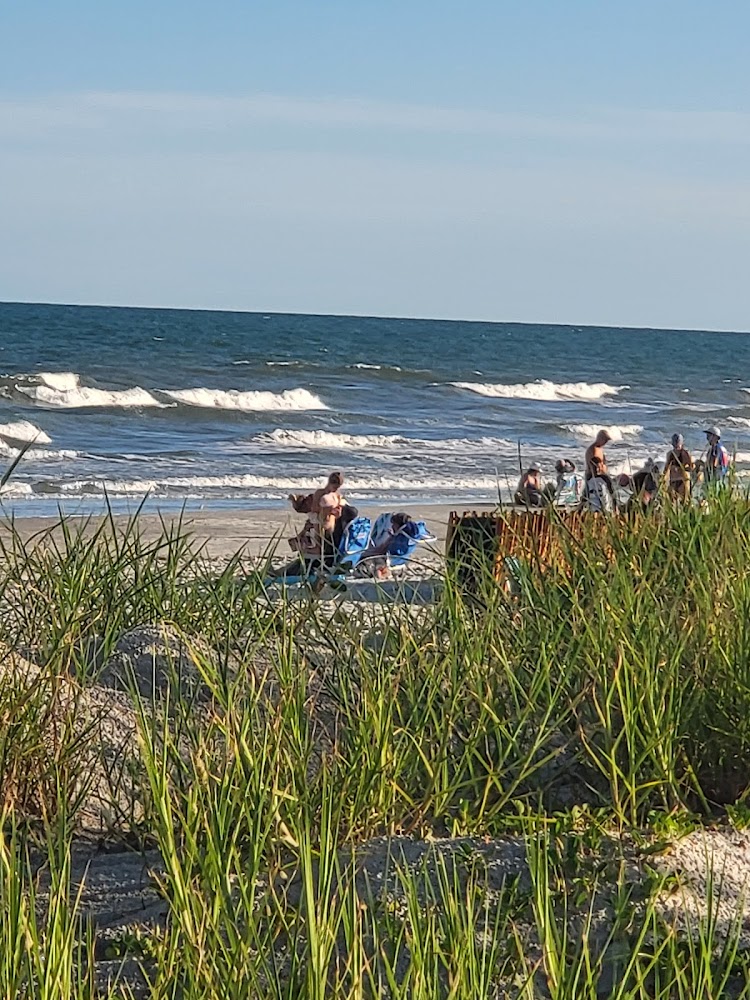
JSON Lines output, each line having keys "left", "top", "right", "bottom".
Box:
{"left": 514, "top": 463, "right": 544, "bottom": 507}
{"left": 704, "top": 426, "right": 730, "bottom": 484}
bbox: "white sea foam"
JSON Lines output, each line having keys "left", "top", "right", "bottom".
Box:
{"left": 19, "top": 385, "right": 166, "bottom": 409}
{"left": 348, "top": 362, "right": 405, "bottom": 372}
{"left": 0, "top": 420, "right": 52, "bottom": 445}
{"left": 450, "top": 379, "right": 626, "bottom": 402}
{"left": 258, "top": 429, "right": 410, "bottom": 450}
{"left": 57, "top": 472, "right": 501, "bottom": 496}
{"left": 163, "top": 387, "right": 328, "bottom": 411}
{"left": 562, "top": 423, "right": 643, "bottom": 442}
{"left": 728, "top": 417, "right": 750, "bottom": 429}
{"left": 255, "top": 428, "right": 515, "bottom": 452}
{"left": 0, "top": 482, "right": 34, "bottom": 497}
{"left": 0, "top": 441, "right": 78, "bottom": 461}
{"left": 0, "top": 420, "right": 77, "bottom": 461}
{"left": 38, "top": 372, "right": 81, "bottom": 391}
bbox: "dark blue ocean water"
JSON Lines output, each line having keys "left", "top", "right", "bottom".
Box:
{"left": 1, "top": 301, "right": 749, "bottom": 516}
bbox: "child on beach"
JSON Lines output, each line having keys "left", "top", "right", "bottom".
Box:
{"left": 547, "top": 458, "right": 580, "bottom": 504}
{"left": 704, "top": 427, "right": 730, "bottom": 484}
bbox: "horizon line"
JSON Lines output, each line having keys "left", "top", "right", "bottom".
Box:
{"left": 1, "top": 298, "right": 748, "bottom": 338}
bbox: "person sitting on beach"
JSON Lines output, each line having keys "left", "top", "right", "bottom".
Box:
{"left": 514, "top": 464, "right": 544, "bottom": 507}
{"left": 580, "top": 456, "right": 614, "bottom": 513}
{"left": 664, "top": 434, "right": 693, "bottom": 498}
{"left": 585, "top": 430, "right": 612, "bottom": 479}
{"left": 279, "top": 500, "right": 359, "bottom": 580}
{"left": 704, "top": 426, "right": 730, "bottom": 484}
{"left": 630, "top": 458, "right": 660, "bottom": 508}
{"left": 288, "top": 470, "right": 344, "bottom": 516}
{"left": 288, "top": 471, "right": 345, "bottom": 557}
{"left": 332, "top": 501, "right": 358, "bottom": 551}
{"left": 545, "top": 458, "right": 580, "bottom": 504}
{"left": 357, "top": 512, "right": 420, "bottom": 579}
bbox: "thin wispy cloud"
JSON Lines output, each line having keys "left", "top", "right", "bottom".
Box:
{"left": 1, "top": 87, "right": 748, "bottom": 328}
{"left": 1, "top": 90, "right": 749, "bottom": 145}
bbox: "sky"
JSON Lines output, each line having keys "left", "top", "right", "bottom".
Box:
{"left": 1, "top": 1, "right": 749, "bottom": 330}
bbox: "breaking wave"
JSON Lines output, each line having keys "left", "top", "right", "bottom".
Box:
{"left": 50, "top": 472, "right": 500, "bottom": 496}
{"left": 0, "top": 441, "right": 78, "bottom": 461}
{"left": 0, "top": 482, "right": 34, "bottom": 497}
{"left": 562, "top": 423, "right": 643, "bottom": 442}
{"left": 255, "top": 428, "right": 515, "bottom": 452}
{"left": 0, "top": 420, "right": 77, "bottom": 461}
{"left": 0, "top": 420, "right": 52, "bottom": 445}
{"left": 38, "top": 372, "right": 81, "bottom": 391}
{"left": 162, "top": 388, "right": 328, "bottom": 411}
{"left": 257, "top": 429, "right": 410, "bottom": 450}
{"left": 19, "top": 384, "right": 166, "bottom": 409}
{"left": 450, "top": 380, "right": 626, "bottom": 402}
{"left": 13, "top": 377, "right": 326, "bottom": 412}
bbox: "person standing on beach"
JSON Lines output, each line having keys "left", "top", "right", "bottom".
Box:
{"left": 585, "top": 430, "right": 612, "bottom": 480}
{"left": 704, "top": 427, "right": 730, "bottom": 485}
{"left": 664, "top": 434, "right": 693, "bottom": 498}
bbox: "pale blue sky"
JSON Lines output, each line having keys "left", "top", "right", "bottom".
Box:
{"left": 2, "top": 1, "right": 749, "bottom": 329}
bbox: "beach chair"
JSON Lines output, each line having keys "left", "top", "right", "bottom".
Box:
{"left": 363, "top": 513, "right": 436, "bottom": 573}
{"left": 336, "top": 515, "right": 373, "bottom": 571}
{"left": 270, "top": 515, "right": 373, "bottom": 586}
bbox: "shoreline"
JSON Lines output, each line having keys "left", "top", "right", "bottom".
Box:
{"left": 0, "top": 500, "right": 500, "bottom": 561}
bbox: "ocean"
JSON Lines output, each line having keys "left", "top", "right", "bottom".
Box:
{"left": 1, "top": 301, "right": 748, "bottom": 517}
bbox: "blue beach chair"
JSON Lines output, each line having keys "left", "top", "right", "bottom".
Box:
{"left": 336, "top": 515, "right": 373, "bottom": 571}
{"left": 366, "top": 513, "right": 436, "bottom": 571}
{"left": 269, "top": 515, "right": 373, "bottom": 586}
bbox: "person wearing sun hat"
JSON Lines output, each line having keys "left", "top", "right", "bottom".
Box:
{"left": 514, "top": 462, "right": 544, "bottom": 507}
{"left": 704, "top": 426, "right": 730, "bottom": 484}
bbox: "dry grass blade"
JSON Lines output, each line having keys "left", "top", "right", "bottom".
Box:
{"left": 0, "top": 435, "right": 36, "bottom": 491}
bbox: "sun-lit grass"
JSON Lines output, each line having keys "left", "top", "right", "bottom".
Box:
{"left": 0, "top": 495, "right": 750, "bottom": 995}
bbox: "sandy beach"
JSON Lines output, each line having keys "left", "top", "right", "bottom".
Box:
{"left": 1, "top": 501, "right": 499, "bottom": 562}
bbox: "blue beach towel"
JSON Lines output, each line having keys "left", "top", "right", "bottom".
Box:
{"left": 370, "top": 513, "right": 435, "bottom": 568}
{"left": 338, "top": 515, "right": 372, "bottom": 569}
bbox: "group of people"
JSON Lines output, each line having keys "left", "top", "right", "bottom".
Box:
{"left": 515, "top": 425, "right": 731, "bottom": 512}
{"left": 284, "top": 471, "right": 421, "bottom": 577}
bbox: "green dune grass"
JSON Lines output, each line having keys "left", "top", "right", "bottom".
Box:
{"left": 1, "top": 496, "right": 750, "bottom": 996}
